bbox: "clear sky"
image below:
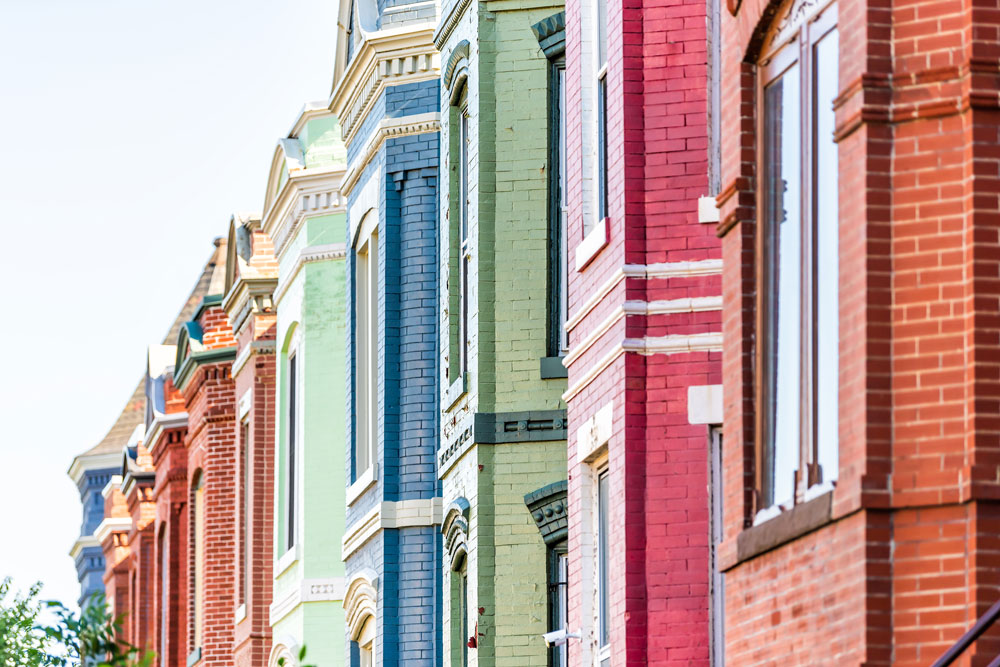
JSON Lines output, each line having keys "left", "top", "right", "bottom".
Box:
{"left": 0, "top": 0, "right": 338, "bottom": 609}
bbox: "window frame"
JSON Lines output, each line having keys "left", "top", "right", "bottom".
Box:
{"left": 240, "top": 418, "right": 251, "bottom": 611}
{"left": 354, "top": 217, "right": 379, "bottom": 486}
{"left": 753, "top": 0, "right": 839, "bottom": 519}
{"left": 547, "top": 59, "right": 569, "bottom": 358}
{"left": 596, "top": 467, "right": 610, "bottom": 664}
{"left": 286, "top": 351, "right": 299, "bottom": 553}
{"left": 547, "top": 542, "right": 569, "bottom": 667}
{"left": 192, "top": 472, "right": 205, "bottom": 653}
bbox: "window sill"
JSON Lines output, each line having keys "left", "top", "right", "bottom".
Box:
{"left": 574, "top": 217, "right": 609, "bottom": 271}
{"left": 540, "top": 356, "right": 568, "bottom": 379}
{"left": 443, "top": 373, "right": 468, "bottom": 411}
{"left": 234, "top": 603, "right": 246, "bottom": 624}
{"left": 274, "top": 546, "right": 299, "bottom": 578}
{"left": 732, "top": 489, "right": 833, "bottom": 566}
{"left": 346, "top": 464, "right": 378, "bottom": 507}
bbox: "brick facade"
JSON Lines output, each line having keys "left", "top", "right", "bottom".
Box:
{"left": 175, "top": 246, "right": 239, "bottom": 667}
{"left": 563, "top": 0, "right": 721, "bottom": 659}
{"left": 714, "top": 0, "right": 1000, "bottom": 664}
{"left": 223, "top": 216, "right": 278, "bottom": 667}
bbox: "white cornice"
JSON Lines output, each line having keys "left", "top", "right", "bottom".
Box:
{"left": 329, "top": 25, "right": 439, "bottom": 143}
{"left": 288, "top": 101, "right": 335, "bottom": 140}
{"left": 340, "top": 113, "right": 441, "bottom": 196}
{"left": 273, "top": 243, "right": 349, "bottom": 307}
{"left": 341, "top": 498, "right": 443, "bottom": 560}
{"left": 146, "top": 412, "right": 188, "bottom": 457}
{"left": 263, "top": 167, "right": 346, "bottom": 262}
{"left": 69, "top": 536, "right": 100, "bottom": 560}
{"left": 93, "top": 517, "right": 131, "bottom": 545}
{"left": 565, "top": 258, "right": 723, "bottom": 333}
{"left": 232, "top": 340, "right": 277, "bottom": 377}
{"left": 67, "top": 452, "right": 122, "bottom": 486}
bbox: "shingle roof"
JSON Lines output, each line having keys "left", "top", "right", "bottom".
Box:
{"left": 74, "top": 239, "right": 226, "bottom": 459}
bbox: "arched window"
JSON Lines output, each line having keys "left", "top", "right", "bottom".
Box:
{"left": 756, "top": 0, "right": 839, "bottom": 516}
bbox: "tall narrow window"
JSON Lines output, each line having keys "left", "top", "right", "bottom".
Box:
{"left": 159, "top": 527, "right": 168, "bottom": 664}
{"left": 287, "top": 354, "right": 297, "bottom": 551}
{"left": 597, "top": 470, "right": 609, "bottom": 666}
{"left": 192, "top": 474, "right": 205, "bottom": 652}
{"left": 758, "top": 0, "right": 839, "bottom": 515}
{"left": 594, "top": 0, "right": 608, "bottom": 226}
{"left": 548, "top": 544, "right": 568, "bottom": 667}
{"left": 460, "top": 567, "right": 469, "bottom": 667}
{"left": 355, "top": 221, "right": 379, "bottom": 480}
{"left": 459, "top": 110, "right": 471, "bottom": 377}
{"left": 548, "top": 62, "right": 569, "bottom": 357}
{"left": 450, "top": 557, "right": 469, "bottom": 667}
{"left": 358, "top": 616, "right": 375, "bottom": 667}
{"left": 709, "top": 428, "right": 725, "bottom": 667}
{"left": 241, "top": 420, "right": 251, "bottom": 607}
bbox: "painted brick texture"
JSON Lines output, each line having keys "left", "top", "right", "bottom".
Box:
{"left": 564, "top": 0, "right": 719, "bottom": 658}
{"left": 715, "top": 0, "right": 1000, "bottom": 663}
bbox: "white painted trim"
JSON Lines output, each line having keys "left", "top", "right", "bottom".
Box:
{"left": 574, "top": 216, "right": 609, "bottom": 271}
{"left": 688, "top": 384, "right": 724, "bottom": 425}
{"left": 563, "top": 333, "right": 723, "bottom": 401}
{"left": 67, "top": 452, "right": 122, "bottom": 486}
{"left": 268, "top": 577, "right": 348, "bottom": 626}
{"left": 93, "top": 517, "right": 131, "bottom": 544}
{"left": 263, "top": 167, "right": 347, "bottom": 262}
{"left": 238, "top": 387, "right": 253, "bottom": 420}
{"left": 565, "top": 258, "right": 723, "bottom": 332}
{"left": 340, "top": 113, "right": 441, "bottom": 196}
{"left": 698, "top": 195, "right": 720, "bottom": 223}
{"left": 348, "top": 175, "right": 380, "bottom": 249}
{"left": 274, "top": 545, "right": 300, "bottom": 578}
{"left": 101, "top": 475, "right": 123, "bottom": 500}
{"left": 144, "top": 412, "right": 188, "bottom": 456}
{"left": 346, "top": 464, "right": 378, "bottom": 507}
{"left": 341, "top": 498, "right": 443, "bottom": 560}
{"left": 576, "top": 401, "right": 614, "bottom": 463}
{"left": 563, "top": 296, "right": 722, "bottom": 367}
{"left": 235, "top": 604, "right": 247, "bottom": 624}
{"left": 273, "top": 243, "right": 348, "bottom": 307}
{"left": 69, "top": 536, "right": 100, "bottom": 560}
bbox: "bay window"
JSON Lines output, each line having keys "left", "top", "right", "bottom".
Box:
{"left": 757, "top": 0, "right": 839, "bottom": 516}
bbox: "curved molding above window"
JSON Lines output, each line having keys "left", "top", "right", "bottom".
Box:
{"left": 268, "top": 637, "right": 301, "bottom": 667}
{"left": 530, "top": 12, "right": 566, "bottom": 59}
{"left": 443, "top": 40, "right": 471, "bottom": 93}
{"left": 344, "top": 568, "right": 379, "bottom": 641}
{"left": 524, "top": 480, "right": 569, "bottom": 545}
{"left": 442, "top": 497, "right": 471, "bottom": 570}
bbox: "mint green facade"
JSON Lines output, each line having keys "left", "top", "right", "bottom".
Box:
{"left": 436, "top": 0, "right": 568, "bottom": 663}
{"left": 267, "top": 107, "right": 350, "bottom": 667}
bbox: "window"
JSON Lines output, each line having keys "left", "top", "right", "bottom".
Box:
{"left": 192, "top": 473, "right": 205, "bottom": 652}
{"left": 241, "top": 420, "right": 250, "bottom": 608}
{"left": 459, "top": 108, "right": 471, "bottom": 378}
{"left": 594, "top": 0, "right": 608, "bottom": 227}
{"left": 549, "top": 62, "right": 569, "bottom": 356}
{"left": 757, "top": 0, "right": 839, "bottom": 515}
{"left": 597, "top": 470, "right": 609, "bottom": 665}
{"left": 709, "top": 428, "right": 724, "bottom": 667}
{"left": 448, "top": 86, "right": 471, "bottom": 388}
{"left": 355, "top": 222, "right": 378, "bottom": 480}
{"left": 286, "top": 354, "right": 297, "bottom": 551}
{"left": 548, "top": 544, "right": 568, "bottom": 667}
{"left": 159, "top": 527, "right": 168, "bottom": 664}
{"left": 358, "top": 616, "right": 375, "bottom": 667}
{"left": 451, "top": 558, "right": 469, "bottom": 667}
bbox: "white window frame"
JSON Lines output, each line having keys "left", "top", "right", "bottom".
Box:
{"left": 596, "top": 466, "right": 610, "bottom": 666}
{"left": 278, "top": 334, "right": 303, "bottom": 566}
{"left": 350, "top": 211, "right": 379, "bottom": 504}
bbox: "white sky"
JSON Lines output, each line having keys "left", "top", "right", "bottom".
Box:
{"left": 0, "top": 0, "right": 338, "bottom": 609}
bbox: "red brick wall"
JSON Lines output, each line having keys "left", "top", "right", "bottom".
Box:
{"left": 153, "top": 427, "right": 188, "bottom": 667}
{"left": 716, "top": 0, "right": 1000, "bottom": 663}
{"left": 564, "top": 0, "right": 719, "bottom": 657}
{"left": 183, "top": 302, "right": 237, "bottom": 667}
{"left": 125, "top": 479, "right": 156, "bottom": 653}
{"left": 230, "top": 267, "right": 277, "bottom": 667}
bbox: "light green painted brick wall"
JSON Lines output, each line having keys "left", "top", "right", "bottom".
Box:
{"left": 438, "top": 1, "right": 566, "bottom": 665}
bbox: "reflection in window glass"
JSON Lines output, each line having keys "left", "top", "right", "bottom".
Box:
{"left": 763, "top": 64, "right": 801, "bottom": 511}
{"left": 814, "top": 28, "right": 840, "bottom": 485}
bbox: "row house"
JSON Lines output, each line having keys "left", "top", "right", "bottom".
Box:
{"left": 331, "top": 0, "right": 444, "bottom": 663}
{"left": 256, "top": 104, "right": 350, "bottom": 665}
{"left": 435, "top": 0, "right": 569, "bottom": 664}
